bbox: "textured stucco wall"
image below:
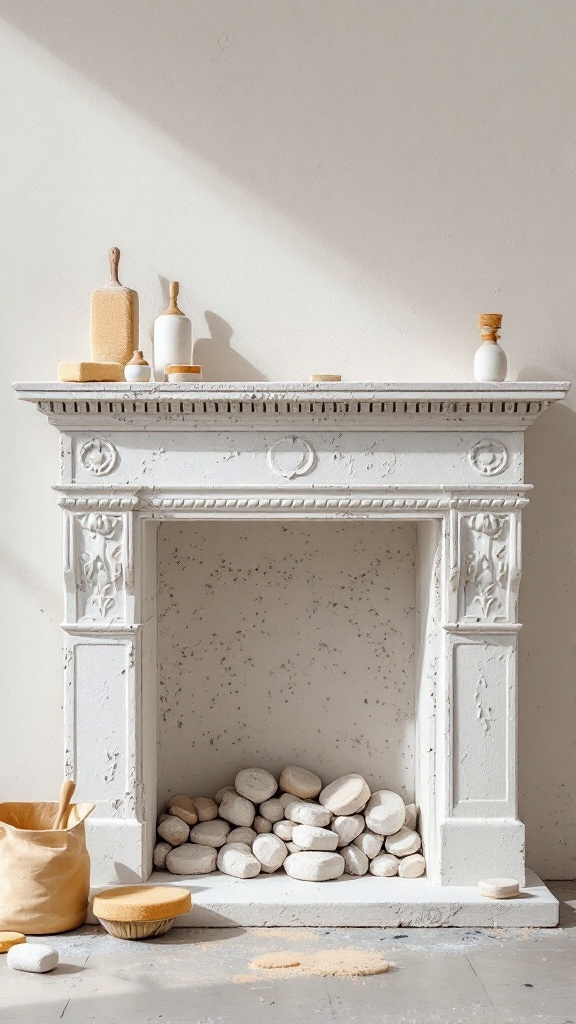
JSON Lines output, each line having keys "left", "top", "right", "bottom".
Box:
{"left": 1, "top": 1, "right": 575, "bottom": 876}
{"left": 157, "top": 521, "right": 416, "bottom": 804}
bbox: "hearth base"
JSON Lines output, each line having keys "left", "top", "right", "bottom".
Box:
{"left": 90, "top": 868, "right": 557, "bottom": 928}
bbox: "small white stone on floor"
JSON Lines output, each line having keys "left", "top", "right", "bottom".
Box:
{"left": 284, "top": 851, "right": 345, "bottom": 881}
{"left": 218, "top": 791, "right": 256, "bottom": 827}
{"left": 189, "top": 819, "right": 231, "bottom": 847}
{"left": 167, "top": 796, "right": 198, "bottom": 825}
{"left": 217, "top": 846, "right": 261, "bottom": 878}
{"left": 7, "top": 944, "right": 58, "bottom": 974}
{"left": 273, "top": 819, "right": 294, "bottom": 840}
{"left": 192, "top": 797, "right": 218, "bottom": 821}
{"left": 370, "top": 853, "right": 400, "bottom": 877}
{"left": 215, "top": 785, "right": 236, "bottom": 804}
{"left": 292, "top": 825, "right": 339, "bottom": 851}
{"left": 253, "top": 816, "right": 273, "bottom": 834}
{"left": 385, "top": 826, "right": 422, "bottom": 857}
{"left": 286, "top": 842, "right": 302, "bottom": 853}
{"left": 259, "top": 798, "right": 285, "bottom": 823}
{"left": 478, "top": 877, "right": 520, "bottom": 899}
{"left": 235, "top": 767, "right": 277, "bottom": 803}
{"left": 278, "top": 792, "right": 296, "bottom": 810}
{"left": 332, "top": 814, "right": 365, "bottom": 847}
{"left": 227, "top": 826, "right": 257, "bottom": 845}
{"left": 365, "top": 790, "right": 406, "bottom": 835}
{"left": 398, "top": 853, "right": 426, "bottom": 878}
{"left": 166, "top": 844, "right": 217, "bottom": 874}
{"left": 158, "top": 816, "right": 190, "bottom": 846}
{"left": 153, "top": 841, "right": 172, "bottom": 869}
{"left": 353, "top": 831, "right": 384, "bottom": 859}
{"left": 253, "top": 834, "right": 288, "bottom": 873}
{"left": 285, "top": 800, "right": 331, "bottom": 827}
{"left": 279, "top": 765, "right": 322, "bottom": 800}
{"left": 319, "top": 774, "right": 371, "bottom": 816}
{"left": 341, "top": 845, "right": 369, "bottom": 876}
{"left": 404, "top": 803, "right": 418, "bottom": 831}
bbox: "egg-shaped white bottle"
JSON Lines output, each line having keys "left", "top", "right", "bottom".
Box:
{"left": 473, "top": 313, "right": 507, "bottom": 383}
{"left": 153, "top": 282, "right": 192, "bottom": 381}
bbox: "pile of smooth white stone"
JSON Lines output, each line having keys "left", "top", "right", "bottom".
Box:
{"left": 155, "top": 766, "right": 425, "bottom": 881}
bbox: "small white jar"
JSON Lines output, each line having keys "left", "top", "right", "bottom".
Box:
{"left": 474, "top": 313, "right": 507, "bottom": 383}
{"left": 166, "top": 364, "right": 202, "bottom": 382}
{"left": 124, "top": 350, "right": 151, "bottom": 382}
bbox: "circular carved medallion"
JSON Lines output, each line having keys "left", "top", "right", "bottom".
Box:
{"left": 80, "top": 438, "right": 118, "bottom": 476}
{"left": 468, "top": 438, "right": 508, "bottom": 476}
{"left": 267, "top": 436, "right": 315, "bottom": 480}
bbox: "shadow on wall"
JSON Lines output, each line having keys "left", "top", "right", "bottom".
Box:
{"left": 518, "top": 374, "right": 576, "bottom": 880}
{"left": 194, "top": 312, "right": 267, "bottom": 382}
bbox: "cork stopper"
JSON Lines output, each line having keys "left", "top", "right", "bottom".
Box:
{"left": 163, "top": 281, "right": 185, "bottom": 316}
{"left": 127, "top": 350, "right": 149, "bottom": 366}
{"left": 478, "top": 313, "right": 503, "bottom": 343}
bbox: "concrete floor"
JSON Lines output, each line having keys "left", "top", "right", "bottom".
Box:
{"left": 0, "top": 882, "right": 574, "bottom": 1024}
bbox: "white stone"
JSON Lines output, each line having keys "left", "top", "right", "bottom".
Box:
{"left": 157, "top": 816, "right": 190, "bottom": 846}
{"left": 253, "top": 834, "right": 288, "bottom": 873}
{"left": 215, "top": 785, "right": 236, "bottom": 804}
{"left": 166, "top": 843, "right": 218, "bottom": 874}
{"left": 224, "top": 842, "right": 253, "bottom": 853}
{"left": 153, "top": 841, "right": 172, "bottom": 868}
{"left": 167, "top": 797, "right": 198, "bottom": 825}
{"left": 332, "top": 814, "right": 365, "bottom": 847}
{"left": 273, "top": 820, "right": 294, "bottom": 841}
{"left": 159, "top": 813, "right": 170, "bottom": 823}
{"left": 404, "top": 803, "right": 418, "bottom": 831}
{"left": 353, "top": 831, "right": 383, "bottom": 859}
{"left": 253, "top": 816, "right": 273, "bottom": 834}
{"left": 218, "top": 792, "right": 256, "bottom": 827}
{"left": 217, "top": 846, "right": 261, "bottom": 879}
{"left": 192, "top": 797, "right": 218, "bottom": 821}
{"left": 189, "top": 820, "right": 231, "bottom": 848}
{"left": 227, "top": 826, "right": 257, "bottom": 845}
{"left": 286, "top": 842, "right": 302, "bottom": 853}
{"left": 365, "top": 791, "right": 406, "bottom": 836}
{"left": 398, "top": 854, "right": 426, "bottom": 878}
{"left": 284, "top": 851, "right": 345, "bottom": 881}
{"left": 259, "top": 798, "right": 285, "bottom": 823}
{"left": 235, "top": 767, "right": 277, "bottom": 803}
{"left": 285, "top": 800, "right": 331, "bottom": 827}
{"left": 341, "top": 845, "right": 369, "bottom": 876}
{"left": 167, "top": 793, "right": 190, "bottom": 809}
{"left": 7, "top": 944, "right": 59, "bottom": 973}
{"left": 385, "top": 826, "right": 422, "bottom": 857}
{"left": 478, "top": 877, "right": 520, "bottom": 899}
{"left": 319, "top": 774, "right": 371, "bottom": 816}
{"left": 370, "top": 853, "right": 400, "bottom": 877}
{"left": 279, "top": 765, "right": 322, "bottom": 799}
{"left": 292, "top": 825, "right": 339, "bottom": 851}
{"left": 278, "top": 792, "right": 296, "bottom": 810}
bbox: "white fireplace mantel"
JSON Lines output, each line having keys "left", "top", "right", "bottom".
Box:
{"left": 14, "top": 380, "right": 569, "bottom": 926}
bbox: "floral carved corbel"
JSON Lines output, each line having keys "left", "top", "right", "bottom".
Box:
{"left": 76, "top": 511, "right": 125, "bottom": 622}
{"left": 460, "top": 512, "right": 510, "bottom": 622}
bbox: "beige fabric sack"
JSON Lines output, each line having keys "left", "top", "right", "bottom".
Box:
{"left": 0, "top": 801, "right": 95, "bottom": 934}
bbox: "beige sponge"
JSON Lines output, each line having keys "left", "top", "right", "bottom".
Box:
{"left": 91, "top": 247, "right": 139, "bottom": 365}
{"left": 58, "top": 361, "right": 124, "bottom": 382}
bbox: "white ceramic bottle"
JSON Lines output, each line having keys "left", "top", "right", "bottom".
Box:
{"left": 473, "top": 313, "right": 507, "bottom": 383}
{"left": 153, "top": 282, "right": 192, "bottom": 381}
{"left": 124, "top": 350, "right": 151, "bottom": 382}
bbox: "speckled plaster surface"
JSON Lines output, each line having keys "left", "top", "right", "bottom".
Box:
{"left": 157, "top": 521, "right": 416, "bottom": 804}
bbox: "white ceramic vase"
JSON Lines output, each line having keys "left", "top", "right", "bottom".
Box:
{"left": 153, "top": 282, "right": 192, "bottom": 382}
{"left": 474, "top": 314, "right": 507, "bottom": 383}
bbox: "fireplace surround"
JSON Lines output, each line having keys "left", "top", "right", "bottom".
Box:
{"left": 15, "top": 380, "right": 569, "bottom": 926}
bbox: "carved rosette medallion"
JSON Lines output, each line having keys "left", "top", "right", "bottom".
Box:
{"left": 460, "top": 512, "right": 510, "bottom": 622}
{"left": 80, "top": 438, "right": 118, "bottom": 476}
{"left": 468, "top": 438, "right": 508, "bottom": 476}
{"left": 76, "top": 511, "right": 124, "bottom": 622}
{"left": 267, "top": 436, "right": 315, "bottom": 480}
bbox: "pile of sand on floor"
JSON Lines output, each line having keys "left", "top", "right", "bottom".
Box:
{"left": 249, "top": 949, "right": 390, "bottom": 977}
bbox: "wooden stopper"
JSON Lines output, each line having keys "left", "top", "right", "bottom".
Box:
{"left": 164, "top": 281, "right": 184, "bottom": 315}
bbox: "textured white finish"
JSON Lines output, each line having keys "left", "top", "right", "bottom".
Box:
{"left": 12, "top": 381, "right": 567, "bottom": 921}
{"left": 88, "top": 867, "right": 557, "bottom": 926}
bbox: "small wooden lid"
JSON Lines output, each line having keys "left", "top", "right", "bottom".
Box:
{"left": 166, "top": 365, "right": 202, "bottom": 374}
{"left": 93, "top": 885, "right": 191, "bottom": 922}
{"left": 0, "top": 932, "right": 26, "bottom": 954}
{"left": 309, "top": 374, "right": 342, "bottom": 382}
